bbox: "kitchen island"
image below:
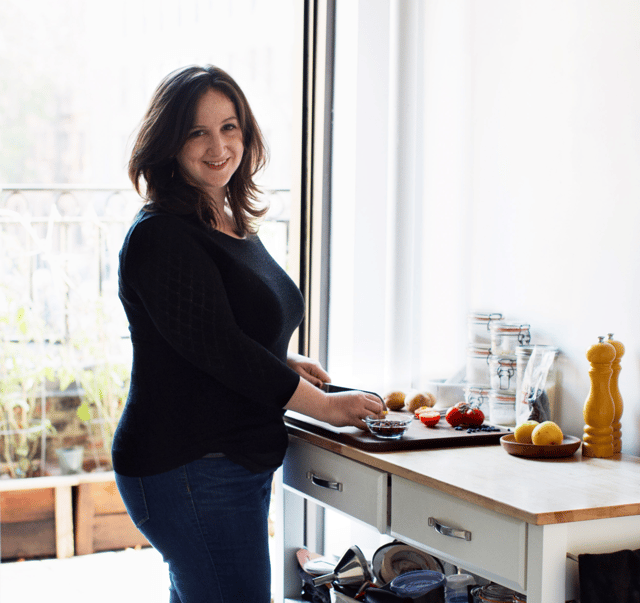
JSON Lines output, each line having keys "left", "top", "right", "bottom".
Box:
{"left": 281, "top": 421, "right": 640, "bottom": 602}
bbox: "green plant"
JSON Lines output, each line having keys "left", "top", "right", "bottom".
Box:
{"left": 0, "top": 304, "right": 71, "bottom": 478}
{"left": 1, "top": 285, "right": 130, "bottom": 476}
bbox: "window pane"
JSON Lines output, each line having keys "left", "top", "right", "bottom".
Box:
{"left": 0, "top": 0, "right": 294, "bottom": 190}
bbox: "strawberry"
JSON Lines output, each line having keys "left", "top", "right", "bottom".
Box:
{"left": 417, "top": 409, "right": 441, "bottom": 427}
{"left": 445, "top": 402, "right": 484, "bottom": 428}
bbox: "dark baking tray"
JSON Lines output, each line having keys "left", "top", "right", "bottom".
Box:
{"left": 285, "top": 384, "right": 510, "bottom": 452}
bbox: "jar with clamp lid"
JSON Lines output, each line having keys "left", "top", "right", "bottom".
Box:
{"left": 488, "top": 390, "right": 517, "bottom": 426}
{"left": 466, "top": 347, "right": 491, "bottom": 386}
{"left": 490, "top": 323, "right": 531, "bottom": 356}
{"left": 489, "top": 355, "right": 517, "bottom": 392}
{"left": 468, "top": 312, "right": 503, "bottom": 348}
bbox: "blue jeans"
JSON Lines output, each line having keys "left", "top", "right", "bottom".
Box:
{"left": 115, "top": 456, "right": 274, "bottom": 603}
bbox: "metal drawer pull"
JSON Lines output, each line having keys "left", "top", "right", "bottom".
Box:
{"left": 428, "top": 517, "right": 472, "bottom": 541}
{"left": 307, "top": 472, "right": 343, "bottom": 492}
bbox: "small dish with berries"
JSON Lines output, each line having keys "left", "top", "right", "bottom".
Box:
{"left": 365, "top": 413, "right": 413, "bottom": 439}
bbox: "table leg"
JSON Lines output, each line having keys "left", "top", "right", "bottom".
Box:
{"left": 526, "top": 523, "right": 568, "bottom": 603}
{"left": 282, "top": 486, "right": 306, "bottom": 600}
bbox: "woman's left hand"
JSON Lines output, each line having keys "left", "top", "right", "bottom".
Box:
{"left": 287, "top": 353, "right": 331, "bottom": 389}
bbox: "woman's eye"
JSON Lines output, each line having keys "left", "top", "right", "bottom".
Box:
{"left": 223, "top": 123, "right": 237, "bottom": 131}
{"left": 189, "top": 130, "right": 205, "bottom": 138}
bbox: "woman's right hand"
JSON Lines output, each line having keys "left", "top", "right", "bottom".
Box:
{"left": 323, "top": 390, "right": 385, "bottom": 429}
{"left": 284, "top": 378, "right": 385, "bottom": 430}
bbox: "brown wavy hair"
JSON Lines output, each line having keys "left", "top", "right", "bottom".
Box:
{"left": 128, "top": 65, "right": 269, "bottom": 236}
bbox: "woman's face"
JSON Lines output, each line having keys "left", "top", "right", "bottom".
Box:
{"left": 176, "top": 88, "right": 244, "bottom": 203}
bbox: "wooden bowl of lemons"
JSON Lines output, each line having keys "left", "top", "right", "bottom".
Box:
{"left": 501, "top": 420, "right": 581, "bottom": 458}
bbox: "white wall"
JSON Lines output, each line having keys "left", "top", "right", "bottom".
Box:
{"left": 329, "top": 0, "right": 640, "bottom": 455}
{"left": 420, "top": 0, "right": 640, "bottom": 454}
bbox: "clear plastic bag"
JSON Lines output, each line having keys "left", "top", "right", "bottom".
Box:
{"left": 518, "top": 347, "right": 556, "bottom": 423}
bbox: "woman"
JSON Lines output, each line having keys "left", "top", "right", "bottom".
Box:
{"left": 114, "top": 64, "right": 384, "bottom": 603}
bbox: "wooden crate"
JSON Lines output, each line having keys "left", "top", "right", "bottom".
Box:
{"left": 0, "top": 485, "right": 70, "bottom": 560}
{"left": 74, "top": 480, "right": 149, "bottom": 555}
{"left": 1, "top": 472, "right": 148, "bottom": 560}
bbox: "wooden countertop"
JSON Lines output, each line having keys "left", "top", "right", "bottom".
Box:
{"left": 287, "top": 423, "right": 640, "bottom": 526}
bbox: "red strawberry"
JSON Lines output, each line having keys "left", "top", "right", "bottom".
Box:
{"left": 445, "top": 402, "right": 484, "bottom": 428}
{"left": 418, "top": 409, "right": 441, "bottom": 427}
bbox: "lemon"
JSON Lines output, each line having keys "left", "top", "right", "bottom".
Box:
{"left": 531, "top": 421, "right": 564, "bottom": 446}
{"left": 514, "top": 420, "right": 539, "bottom": 444}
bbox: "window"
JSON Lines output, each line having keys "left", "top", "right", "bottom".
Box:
{"left": 0, "top": 3, "right": 303, "bottom": 589}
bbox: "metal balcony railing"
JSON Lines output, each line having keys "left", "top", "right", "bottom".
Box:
{"left": 0, "top": 184, "right": 292, "bottom": 342}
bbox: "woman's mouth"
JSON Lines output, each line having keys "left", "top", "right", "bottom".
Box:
{"left": 205, "top": 158, "right": 230, "bottom": 170}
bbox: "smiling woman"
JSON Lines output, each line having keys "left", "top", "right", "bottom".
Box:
{"left": 114, "top": 60, "right": 383, "bottom": 602}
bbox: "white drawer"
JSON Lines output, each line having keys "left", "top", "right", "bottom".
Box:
{"left": 283, "top": 438, "right": 388, "bottom": 533}
{"left": 390, "top": 475, "right": 527, "bottom": 591}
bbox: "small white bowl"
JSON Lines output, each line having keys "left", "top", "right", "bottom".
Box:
{"left": 422, "top": 380, "right": 466, "bottom": 409}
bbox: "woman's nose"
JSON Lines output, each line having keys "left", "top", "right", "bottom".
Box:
{"left": 208, "top": 134, "right": 224, "bottom": 156}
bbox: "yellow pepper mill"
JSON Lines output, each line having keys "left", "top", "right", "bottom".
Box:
{"left": 607, "top": 333, "right": 625, "bottom": 454}
{"left": 582, "top": 336, "right": 615, "bottom": 458}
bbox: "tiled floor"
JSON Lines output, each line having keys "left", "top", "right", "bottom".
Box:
{"left": 0, "top": 547, "right": 170, "bottom": 603}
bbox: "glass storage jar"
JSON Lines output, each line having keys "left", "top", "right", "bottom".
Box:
{"left": 445, "top": 573, "right": 475, "bottom": 603}
{"left": 515, "top": 345, "right": 559, "bottom": 425}
{"left": 489, "top": 323, "right": 531, "bottom": 356}
{"left": 471, "top": 583, "right": 519, "bottom": 602}
{"left": 489, "top": 355, "right": 517, "bottom": 392}
{"left": 467, "top": 312, "right": 503, "bottom": 349}
{"left": 464, "top": 385, "right": 491, "bottom": 417}
{"left": 488, "top": 390, "right": 516, "bottom": 426}
{"left": 466, "top": 347, "right": 491, "bottom": 386}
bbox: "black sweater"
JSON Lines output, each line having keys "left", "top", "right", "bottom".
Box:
{"left": 113, "top": 209, "right": 304, "bottom": 477}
